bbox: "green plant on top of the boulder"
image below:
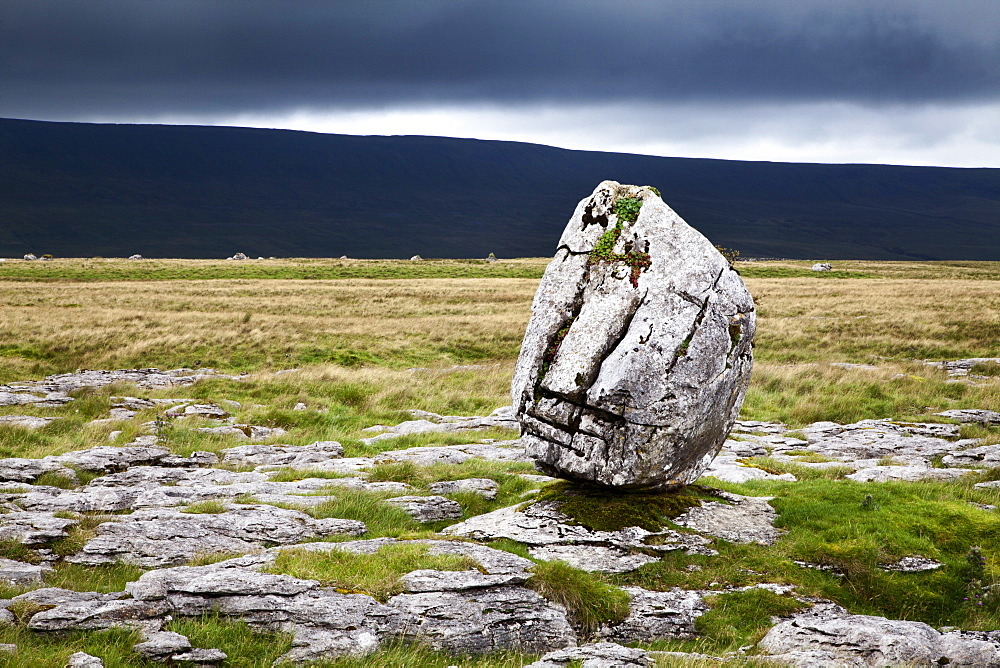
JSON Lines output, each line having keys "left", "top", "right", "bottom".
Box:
{"left": 645, "top": 185, "right": 661, "bottom": 197}
{"left": 587, "top": 196, "right": 652, "bottom": 288}
{"left": 527, "top": 559, "right": 630, "bottom": 635}
{"left": 611, "top": 196, "right": 643, "bottom": 223}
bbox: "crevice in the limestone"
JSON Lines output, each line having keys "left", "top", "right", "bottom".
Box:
{"left": 663, "top": 268, "right": 726, "bottom": 375}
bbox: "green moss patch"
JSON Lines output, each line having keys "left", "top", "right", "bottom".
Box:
{"left": 533, "top": 481, "right": 724, "bottom": 532}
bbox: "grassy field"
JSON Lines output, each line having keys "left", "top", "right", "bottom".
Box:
{"left": 0, "top": 258, "right": 998, "bottom": 666}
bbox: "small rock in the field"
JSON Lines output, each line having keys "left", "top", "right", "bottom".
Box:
{"left": 0, "top": 557, "right": 53, "bottom": 585}
{"left": 443, "top": 501, "right": 715, "bottom": 559}
{"left": 133, "top": 630, "right": 192, "bottom": 659}
{"left": 67, "top": 505, "right": 366, "bottom": 567}
{"left": 384, "top": 495, "right": 463, "bottom": 522}
{"left": 128, "top": 254, "right": 143, "bottom": 260}
{"left": 52, "top": 445, "right": 170, "bottom": 473}
{"left": 410, "top": 254, "right": 422, "bottom": 261}
{"left": 528, "top": 545, "right": 659, "bottom": 574}
{"left": 67, "top": 653, "right": 104, "bottom": 667}
{"left": 374, "top": 440, "right": 528, "bottom": 466}
{"left": 428, "top": 478, "right": 499, "bottom": 499}
{"left": 701, "top": 454, "right": 796, "bottom": 483}
{"left": 221, "top": 441, "right": 344, "bottom": 467}
{"left": 0, "top": 644, "right": 16, "bottom": 654}
{"left": 846, "top": 466, "right": 975, "bottom": 483}
{"left": 936, "top": 409, "right": 1000, "bottom": 425}
{"left": 293, "top": 402, "right": 307, "bottom": 410}
{"left": 513, "top": 181, "right": 755, "bottom": 489}
{"left": 0, "top": 511, "right": 78, "bottom": 545}
{"left": 811, "top": 262, "right": 832, "bottom": 271}
{"left": 673, "top": 492, "right": 781, "bottom": 545}
{"left": 0, "top": 415, "right": 58, "bottom": 430}
{"left": 881, "top": 556, "right": 942, "bottom": 572}
{"left": 228, "top": 252, "right": 248, "bottom": 261}
{"left": 170, "top": 648, "right": 227, "bottom": 664}
{"left": 169, "top": 403, "right": 230, "bottom": 419}
{"left": 927, "top": 358, "right": 1000, "bottom": 377}
{"left": 196, "top": 424, "right": 286, "bottom": 441}
{"left": 597, "top": 587, "right": 709, "bottom": 642}
{"left": 0, "top": 558, "right": 52, "bottom": 587}
{"left": 525, "top": 642, "right": 654, "bottom": 667}
{"left": 0, "top": 458, "right": 79, "bottom": 484}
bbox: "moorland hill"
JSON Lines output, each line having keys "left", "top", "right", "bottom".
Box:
{"left": 2, "top": 117, "right": 999, "bottom": 260}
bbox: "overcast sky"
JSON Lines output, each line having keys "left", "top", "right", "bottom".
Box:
{"left": 3, "top": 0, "right": 998, "bottom": 167}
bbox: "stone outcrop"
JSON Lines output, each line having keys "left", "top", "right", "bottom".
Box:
{"left": 66, "top": 505, "right": 366, "bottom": 567}
{"left": 512, "top": 181, "right": 755, "bottom": 489}
{"left": 758, "top": 603, "right": 1000, "bottom": 666}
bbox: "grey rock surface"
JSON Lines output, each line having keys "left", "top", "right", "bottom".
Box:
{"left": 936, "top": 409, "right": 1000, "bottom": 425}
{"left": 846, "top": 465, "right": 975, "bottom": 483}
{"left": 0, "top": 457, "right": 79, "bottom": 484}
{"left": 67, "top": 505, "right": 365, "bottom": 567}
{"left": 524, "top": 642, "right": 654, "bottom": 667}
{"left": 597, "top": 587, "right": 709, "bottom": 643}
{"left": 132, "top": 630, "right": 192, "bottom": 658}
{"left": 220, "top": 441, "right": 344, "bottom": 467}
{"left": 0, "top": 557, "right": 52, "bottom": 585}
{"left": 428, "top": 478, "right": 499, "bottom": 499}
{"left": 673, "top": 492, "right": 781, "bottom": 545}
{"left": 443, "top": 501, "right": 714, "bottom": 558}
{"left": 67, "top": 653, "right": 105, "bottom": 667}
{"left": 527, "top": 545, "right": 659, "bottom": 574}
{"left": 384, "top": 495, "right": 463, "bottom": 522}
{"left": 0, "top": 415, "right": 58, "bottom": 429}
{"left": 811, "top": 263, "right": 832, "bottom": 271}
{"left": 758, "top": 605, "right": 1000, "bottom": 667}
{"left": 123, "top": 540, "right": 575, "bottom": 662}
{"left": 512, "top": 181, "right": 755, "bottom": 489}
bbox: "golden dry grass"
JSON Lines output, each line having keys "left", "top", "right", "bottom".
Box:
{"left": 1, "top": 260, "right": 997, "bottom": 430}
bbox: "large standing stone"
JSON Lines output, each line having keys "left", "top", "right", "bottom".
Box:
{"left": 512, "top": 181, "right": 755, "bottom": 489}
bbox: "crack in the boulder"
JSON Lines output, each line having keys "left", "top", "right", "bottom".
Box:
{"left": 663, "top": 268, "right": 726, "bottom": 375}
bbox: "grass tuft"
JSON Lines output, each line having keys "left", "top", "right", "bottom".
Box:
{"left": 267, "top": 542, "right": 479, "bottom": 601}
{"left": 527, "top": 560, "right": 630, "bottom": 636}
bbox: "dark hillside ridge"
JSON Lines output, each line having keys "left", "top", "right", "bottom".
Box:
{"left": 2, "top": 118, "right": 999, "bottom": 259}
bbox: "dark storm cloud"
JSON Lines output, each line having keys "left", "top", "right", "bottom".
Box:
{"left": 2, "top": 0, "right": 998, "bottom": 119}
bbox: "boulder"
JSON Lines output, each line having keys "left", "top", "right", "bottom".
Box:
{"left": 128, "top": 254, "right": 143, "bottom": 260}
{"left": 811, "top": 263, "right": 832, "bottom": 271}
{"left": 67, "top": 653, "right": 104, "bottom": 667}
{"left": 23, "top": 254, "right": 36, "bottom": 261}
{"left": 512, "top": 181, "right": 755, "bottom": 489}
